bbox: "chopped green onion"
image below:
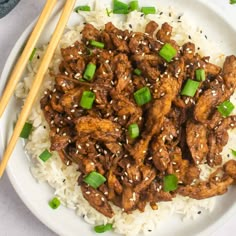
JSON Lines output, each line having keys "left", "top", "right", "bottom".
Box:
{"left": 29, "top": 48, "right": 37, "bottom": 61}
{"left": 94, "top": 223, "right": 113, "bottom": 233}
{"left": 134, "top": 87, "right": 152, "bottom": 106}
{"left": 20, "top": 122, "right": 33, "bottom": 139}
{"left": 134, "top": 68, "right": 142, "bottom": 76}
{"left": 128, "top": 123, "right": 140, "bottom": 139}
{"left": 141, "top": 6, "right": 156, "bottom": 15}
{"left": 74, "top": 5, "right": 91, "bottom": 12}
{"left": 231, "top": 149, "right": 236, "bottom": 156}
{"left": 113, "top": 0, "right": 129, "bottom": 14}
{"left": 129, "top": 1, "right": 139, "bottom": 11}
{"left": 39, "top": 149, "right": 52, "bottom": 162}
{"left": 83, "top": 63, "right": 96, "bottom": 81}
{"left": 83, "top": 171, "right": 106, "bottom": 189}
{"left": 159, "top": 43, "right": 177, "bottom": 62}
{"left": 217, "top": 100, "right": 235, "bottom": 117}
{"left": 90, "top": 40, "right": 105, "bottom": 49}
{"left": 163, "top": 174, "right": 178, "bottom": 192}
{"left": 230, "top": 0, "right": 236, "bottom": 4}
{"left": 106, "top": 8, "right": 113, "bottom": 17}
{"left": 195, "top": 69, "right": 206, "bottom": 81}
{"left": 49, "top": 197, "right": 61, "bottom": 209}
{"left": 80, "top": 91, "right": 95, "bottom": 109}
{"left": 181, "top": 79, "right": 200, "bottom": 97}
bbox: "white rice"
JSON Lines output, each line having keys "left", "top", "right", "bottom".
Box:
{"left": 15, "top": 2, "right": 235, "bottom": 236}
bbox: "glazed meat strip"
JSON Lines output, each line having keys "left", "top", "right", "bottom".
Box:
{"left": 40, "top": 21, "right": 236, "bottom": 217}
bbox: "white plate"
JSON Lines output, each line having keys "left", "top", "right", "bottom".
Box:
{"left": 1, "top": 0, "right": 236, "bottom": 235}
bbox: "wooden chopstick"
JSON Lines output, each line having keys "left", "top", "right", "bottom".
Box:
{"left": 0, "top": 0, "right": 76, "bottom": 178}
{"left": 0, "top": 0, "right": 58, "bottom": 117}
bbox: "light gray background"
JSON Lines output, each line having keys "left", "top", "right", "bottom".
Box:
{"left": 0, "top": 0, "right": 235, "bottom": 235}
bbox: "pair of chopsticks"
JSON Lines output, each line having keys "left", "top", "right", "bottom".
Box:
{"left": 0, "top": 0, "right": 76, "bottom": 178}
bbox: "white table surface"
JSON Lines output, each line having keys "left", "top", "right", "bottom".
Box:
{"left": 0, "top": 0, "right": 236, "bottom": 236}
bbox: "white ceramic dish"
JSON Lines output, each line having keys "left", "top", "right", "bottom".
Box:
{"left": 1, "top": 0, "right": 236, "bottom": 235}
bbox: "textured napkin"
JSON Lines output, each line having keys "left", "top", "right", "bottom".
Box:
{"left": 0, "top": 0, "right": 20, "bottom": 19}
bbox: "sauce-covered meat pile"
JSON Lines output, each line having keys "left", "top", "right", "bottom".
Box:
{"left": 40, "top": 21, "right": 236, "bottom": 217}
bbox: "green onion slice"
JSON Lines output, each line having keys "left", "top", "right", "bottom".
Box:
{"left": 231, "top": 149, "right": 236, "bottom": 157}
{"left": 80, "top": 91, "right": 95, "bottom": 109}
{"left": 195, "top": 69, "right": 206, "bottom": 81}
{"left": 134, "top": 68, "right": 142, "bottom": 76}
{"left": 83, "top": 63, "right": 96, "bottom": 81}
{"left": 39, "top": 149, "right": 52, "bottom": 162}
{"left": 83, "top": 171, "right": 106, "bottom": 189}
{"left": 74, "top": 5, "right": 91, "bottom": 12}
{"left": 163, "top": 174, "right": 178, "bottom": 192}
{"left": 20, "top": 122, "right": 33, "bottom": 139}
{"left": 106, "top": 8, "right": 113, "bottom": 16}
{"left": 159, "top": 43, "right": 177, "bottom": 62}
{"left": 134, "top": 87, "right": 152, "bottom": 106}
{"left": 230, "top": 0, "right": 236, "bottom": 4}
{"left": 128, "top": 123, "right": 140, "bottom": 139}
{"left": 181, "top": 79, "right": 200, "bottom": 97}
{"left": 90, "top": 40, "right": 105, "bottom": 49}
{"left": 113, "top": 0, "right": 129, "bottom": 14}
{"left": 29, "top": 48, "right": 37, "bottom": 62}
{"left": 94, "top": 223, "right": 113, "bottom": 233}
{"left": 49, "top": 197, "right": 61, "bottom": 209}
{"left": 129, "top": 1, "right": 139, "bottom": 11}
{"left": 141, "top": 6, "right": 156, "bottom": 15}
{"left": 217, "top": 100, "right": 235, "bottom": 117}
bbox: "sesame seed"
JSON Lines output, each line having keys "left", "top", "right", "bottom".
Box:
{"left": 86, "top": 191, "right": 90, "bottom": 195}
{"left": 160, "top": 92, "right": 165, "bottom": 97}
